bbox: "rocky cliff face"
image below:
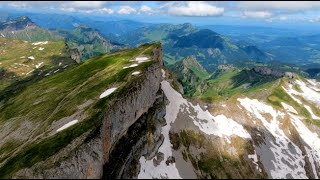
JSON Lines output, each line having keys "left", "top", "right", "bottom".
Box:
{"left": 11, "top": 46, "right": 164, "bottom": 178}
{"left": 137, "top": 70, "right": 320, "bottom": 179}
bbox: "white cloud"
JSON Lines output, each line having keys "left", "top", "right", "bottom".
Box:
{"left": 238, "top": 1, "right": 320, "bottom": 11}
{"left": 70, "top": 1, "right": 106, "bottom": 9}
{"left": 99, "top": 7, "right": 114, "bottom": 14}
{"left": 6, "top": 1, "right": 57, "bottom": 9}
{"left": 59, "top": 7, "right": 76, "bottom": 12}
{"left": 243, "top": 11, "right": 272, "bottom": 19}
{"left": 279, "top": 16, "right": 288, "bottom": 21}
{"left": 58, "top": 2, "right": 113, "bottom": 14}
{"left": 309, "top": 17, "right": 320, "bottom": 23}
{"left": 139, "top": 5, "right": 153, "bottom": 15}
{"left": 166, "top": 1, "right": 224, "bottom": 17}
{"left": 118, "top": 5, "right": 136, "bottom": 15}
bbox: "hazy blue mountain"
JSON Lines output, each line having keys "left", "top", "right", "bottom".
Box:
{"left": 56, "top": 25, "right": 125, "bottom": 60}
{"left": 85, "top": 19, "right": 152, "bottom": 37}
{"left": 117, "top": 23, "right": 272, "bottom": 71}
{"left": 0, "top": 16, "right": 63, "bottom": 41}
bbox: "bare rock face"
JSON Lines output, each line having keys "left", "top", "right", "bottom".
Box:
{"left": 12, "top": 46, "right": 164, "bottom": 179}
{"left": 153, "top": 152, "right": 165, "bottom": 167}
{"left": 284, "top": 72, "right": 296, "bottom": 79}
{"left": 103, "top": 89, "right": 167, "bottom": 179}
{"left": 252, "top": 67, "right": 284, "bottom": 77}
{"left": 69, "top": 48, "right": 81, "bottom": 64}
{"left": 165, "top": 156, "right": 176, "bottom": 166}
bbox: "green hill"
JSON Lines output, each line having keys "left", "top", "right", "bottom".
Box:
{"left": 56, "top": 26, "right": 124, "bottom": 61}
{"left": 117, "top": 24, "right": 271, "bottom": 69}
{"left": 0, "top": 43, "right": 160, "bottom": 178}
{"left": 0, "top": 38, "right": 75, "bottom": 91}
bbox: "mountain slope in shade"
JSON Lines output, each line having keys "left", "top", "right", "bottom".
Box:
{"left": 169, "top": 56, "right": 210, "bottom": 96}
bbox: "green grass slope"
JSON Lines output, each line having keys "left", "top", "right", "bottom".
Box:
{"left": 0, "top": 43, "right": 160, "bottom": 178}
{"left": 0, "top": 38, "right": 75, "bottom": 91}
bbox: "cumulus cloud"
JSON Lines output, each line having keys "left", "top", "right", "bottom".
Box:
{"left": 139, "top": 5, "right": 153, "bottom": 15}
{"left": 69, "top": 1, "right": 106, "bottom": 9}
{"left": 118, "top": 6, "right": 136, "bottom": 15}
{"left": 309, "top": 17, "right": 320, "bottom": 23}
{"left": 99, "top": 7, "right": 114, "bottom": 14}
{"left": 60, "top": 1, "right": 113, "bottom": 14}
{"left": 238, "top": 1, "right": 320, "bottom": 11}
{"left": 243, "top": 11, "right": 272, "bottom": 19}
{"left": 166, "top": 1, "right": 224, "bottom": 17}
{"left": 279, "top": 16, "right": 288, "bottom": 21}
{"left": 1, "top": 1, "right": 113, "bottom": 14}
{"left": 4, "top": 1, "right": 60, "bottom": 9}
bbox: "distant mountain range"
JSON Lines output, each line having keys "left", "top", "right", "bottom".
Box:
{"left": 56, "top": 26, "right": 125, "bottom": 60}
{"left": 0, "top": 16, "right": 62, "bottom": 42}
{"left": 116, "top": 23, "right": 272, "bottom": 71}
{"left": 0, "top": 16, "right": 125, "bottom": 61}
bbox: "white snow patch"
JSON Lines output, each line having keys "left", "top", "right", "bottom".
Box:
{"left": 161, "top": 69, "right": 166, "bottom": 78}
{"left": 123, "top": 63, "right": 138, "bottom": 69}
{"left": 281, "top": 102, "right": 298, "bottom": 114}
{"left": 289, "top": 114, "right": 320, "bottom": 178}
{"left": 56, "top": 120, "right": 78, "bottom": 132}
{"left": 138, "top": 81, "right": 182, "bottom": 179}
{"left": 307, "top": 79, "right": 318, "bottom": 86}
{"left": 28, "top": 56, "right": 35, "bottom": 60}
{"left": 20, "top": 56, "right": 25, "bottom": 59}
{"left": 190, "top": 104, "right": 251, "bottom": 138}
{"left": 1, "top": 33, "right": 5, "bottom": 37}
{"left": 129, "top": 63, "right": 138, "bottom": 67}
{"left": 238, "top": 97, "right": 308, "bottom": 179}
{"left": 59, "top": 62, "right": 62, "bottom": 66}
{"left": 53, "top": 69, "right": 60, "bottom": 73}
{"left": 304, "top": 105, "right": 320, "bottom": 120}
{"left": 295, "top": 79, "right": 320, "bottom": 107}
{"left": 31, "top": 41, "right": 48, "bottom": 46}
{"left": 99, "top": 87, "right": 117, "bottom": 99}
{"left": 139, "top": 81, "right": 251, "bottom": 178}
{"left": 282, "top": 85, "right": 302, "bottom": 104}
{"left": 35, "top": 62, "right": 44, "bottom": 69}
{"left": 15, "top": 63, "right": 29, "bottom": 67}
{"left": 135, "top": 56, "right": 150, "bottom": 63}
{"left": 38, "top": 47, "right": 44, "bottom": 51}
{"left": 284, "top": 79, "right": 320, "bottom": 108}
{"left": 132, "top": 71, "right": 140, "bottom": 75}
{"left": 26, "top": 69, "right": 34, "bottom": 75}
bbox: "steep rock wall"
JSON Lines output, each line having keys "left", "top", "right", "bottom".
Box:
{"left": 13, "top": 46, "right": 164, "bottom": 179}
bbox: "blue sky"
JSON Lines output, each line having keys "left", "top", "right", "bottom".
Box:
{"left": 1, "top": 1, "right": 320, "bottom": 28}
